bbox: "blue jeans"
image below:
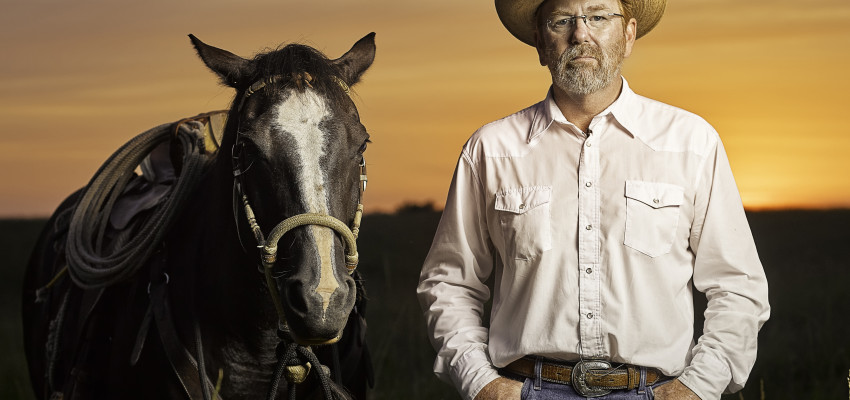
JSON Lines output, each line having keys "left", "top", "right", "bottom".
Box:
{"left": 517, "top": 360, "right": 673, "bottom": 400}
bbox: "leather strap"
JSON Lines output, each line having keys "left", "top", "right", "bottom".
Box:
{"left": 502, "top": 357, "right": 665, "bottom": 390}
{"left": 129, "top": 302, "right": 154, "bottom": 366}
{"left": 148, "top": 250, "right": 216, "bottom": 400}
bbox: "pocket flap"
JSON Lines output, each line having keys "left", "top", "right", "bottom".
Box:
{"left": 625, "top": 181, "right": 684, "bottom": 209}
{"left": 495, "top": 186, "right": 551, "bottom": 214}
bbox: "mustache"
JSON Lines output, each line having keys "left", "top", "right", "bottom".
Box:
{"left": 563, "top": 44, "right": 603, "bottom": 62}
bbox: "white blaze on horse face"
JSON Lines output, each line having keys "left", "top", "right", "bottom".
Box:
{"left": 274, "top": 88, "right": 338, "bottom": 318}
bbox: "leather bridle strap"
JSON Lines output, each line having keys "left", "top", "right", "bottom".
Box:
{"left": 235, "top": 73, "right": 349, "bottom": 113}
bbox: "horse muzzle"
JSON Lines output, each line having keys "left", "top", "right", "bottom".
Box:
{"left": 281, "top": 266, "right": 356, "bottom": 345}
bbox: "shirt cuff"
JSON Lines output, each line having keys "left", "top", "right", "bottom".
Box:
{"left": 451, "top": 348, "right": 502, "bottom": 400}
{"left": 678, "top": 351, "right": 731, "bottom": 400}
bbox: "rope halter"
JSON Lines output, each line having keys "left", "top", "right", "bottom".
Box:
{"left": 232, "top": 71, "right": 366, "bottom": 330}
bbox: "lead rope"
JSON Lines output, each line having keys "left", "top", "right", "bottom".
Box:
{"left": 267, "top": 342, "right": 335, "bottom": 400}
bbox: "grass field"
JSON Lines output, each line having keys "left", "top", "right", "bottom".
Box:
{"left": 2, "top": 208, "right": 849, "bottom": 399}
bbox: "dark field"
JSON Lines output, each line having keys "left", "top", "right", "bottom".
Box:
{"left": 2, "top": 209, "right": 849, "bottom": 399}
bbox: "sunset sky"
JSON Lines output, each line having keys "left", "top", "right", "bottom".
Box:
{"left": 1, "top": 0, "right": 849, "bottom": 217}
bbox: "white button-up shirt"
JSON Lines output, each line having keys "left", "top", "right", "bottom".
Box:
{"left": 417, "top": 79, "right": 770, "bottom": 400}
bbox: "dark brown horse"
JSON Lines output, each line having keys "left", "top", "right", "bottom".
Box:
{"left": 22, "top": 33, "right": 376, "bottom": 400}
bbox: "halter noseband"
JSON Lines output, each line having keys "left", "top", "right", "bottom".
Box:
{"left": 232, "top": 72, "right": 366, "bottom": 327}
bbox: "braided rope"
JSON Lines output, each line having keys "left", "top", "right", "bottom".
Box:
{"left": 263, "top": 212, "right": 360, "bottom": 271}
{"left": 267, "top": 342, "right": 337, "bottom": 400}
{"left": 65, "top": 120, "right": 213, "bottom": 289}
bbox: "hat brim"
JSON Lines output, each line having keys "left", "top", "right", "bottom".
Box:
{"left": 495, "top": 0, "right": 667, "bottom": 46}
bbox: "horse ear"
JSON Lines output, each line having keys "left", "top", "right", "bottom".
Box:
{"left": 188, "top": 34, "right": 253, "bottom": 88}
{"left": 331, "top": 32, "right": 376, "bottom": 87}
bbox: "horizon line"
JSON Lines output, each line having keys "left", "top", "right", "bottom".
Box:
{"left": 3, "top": 205, "right": 850, "bottom": 221}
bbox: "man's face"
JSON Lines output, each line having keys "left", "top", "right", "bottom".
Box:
{"left": 534, "top": 0, "right": 636, "bottom": 95}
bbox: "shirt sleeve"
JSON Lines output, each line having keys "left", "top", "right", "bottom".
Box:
{"left": 417, "top": 150, "right": 501, "bottom": 400}
{"left": 679, "top": 134, "right": 771, "bottom": 399}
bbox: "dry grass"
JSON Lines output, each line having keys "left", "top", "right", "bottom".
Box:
{"left": 3, "top": 210, "right": 849, "bottom": 399}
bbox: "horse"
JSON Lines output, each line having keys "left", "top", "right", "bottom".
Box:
{"left": 22, "top": 32, "right": 377, "bottom": 400}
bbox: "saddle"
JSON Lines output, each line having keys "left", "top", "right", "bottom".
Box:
{"left": 111, "top": 110, "right": 228, "bottom": 231}
{"left": 36, "top": 111, "right": 226, "bottom": 399}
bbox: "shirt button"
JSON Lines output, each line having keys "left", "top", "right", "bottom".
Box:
{"left": 585, "top": 225, "right": 592, "bottom": 230}
{"left": 586, "top": 313, "right": 594, "bottom": 319}
{"left": 586, "top": 268, "right": 593, "bottom": 274}
{"left": 653, "top": 198, "right": 660, "bottom": 204}
{"left": 585, "top": 142, "right": 592, "bottom": 147}
{"left": 519, "top": 203, "right": 526, "bottom": 210}
{"left": 585, "top": 182, "right": 592, "bottom": 188}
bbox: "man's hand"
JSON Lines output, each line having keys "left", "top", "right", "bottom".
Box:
{"left": 474, "top": 377, "right": 523, "bottom": 400}
{"left": 652, "top": 379, "right": 701, "bottom": 400}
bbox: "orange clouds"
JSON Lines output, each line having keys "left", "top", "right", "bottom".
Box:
{"left": 1, "top": 0, "right": 849, "bottom": 216}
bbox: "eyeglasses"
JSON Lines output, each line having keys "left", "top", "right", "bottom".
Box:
{"left": 546, "top": 13, "right": 624, "bottom": 33}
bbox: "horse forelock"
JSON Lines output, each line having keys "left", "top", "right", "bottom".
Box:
{"left": 251, "top": 44, "right": 350, "bottom": 105}
{"left": 218, "top": 43, "right": 354, "bottom": 157}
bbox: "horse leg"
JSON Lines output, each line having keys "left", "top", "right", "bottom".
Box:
{"left": 22, "top": 190, "right": 83, "bottom": 399}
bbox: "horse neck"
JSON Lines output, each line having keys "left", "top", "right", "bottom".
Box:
{"left": 155, "top": 150, "right": 286, "bottom": 397}
{"left": 166, "top": 130, "right": 280, "bottom": 335}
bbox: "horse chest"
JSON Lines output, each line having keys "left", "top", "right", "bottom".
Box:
{"left": 217, "top": 331, "right": 282, "bottom": 395}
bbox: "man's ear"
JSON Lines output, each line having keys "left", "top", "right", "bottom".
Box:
{"left": 623, "top": 17, "right": 637, "bottom": 58}
{"left": 535, "top": 32, "right": 548, "bottom": 66}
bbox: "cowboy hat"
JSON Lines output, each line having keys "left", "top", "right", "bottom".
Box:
{"left": 495, "top": 0, "right": 667, "bottom": 46}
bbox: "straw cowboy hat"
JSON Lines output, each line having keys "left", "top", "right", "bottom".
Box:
{"left": 495, "top": 0, "right": 667, "bottom": 46}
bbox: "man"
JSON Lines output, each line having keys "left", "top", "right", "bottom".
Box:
{"left": 417, "top": 0, "right": 770, "bottom": 399}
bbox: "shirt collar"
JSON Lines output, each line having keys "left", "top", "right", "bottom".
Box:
{"left": 527, "top": 77, "right": 643, "bottom": 143}
{"left": 527, "top": 88, "right": 559, "bottom": 143}
{"left": 605, "top": 78, "right": 642, "bottom": 139}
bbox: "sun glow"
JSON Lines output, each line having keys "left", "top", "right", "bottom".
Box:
{"left": 1, "top": 0, "right": 849, "bottom": 216}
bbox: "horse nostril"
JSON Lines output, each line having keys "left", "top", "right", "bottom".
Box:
{"left": 342, "top": 275, "right": 357, "bottom": 308}
{"left": 284, "top": 281, "right": 308, "bottom": 316}
{"left": 346, "top": 276, "right": 356, "bottom": 295}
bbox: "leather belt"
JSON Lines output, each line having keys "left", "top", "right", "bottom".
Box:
{"left": 501, "top": 357, "right": 666, "bottom": 398}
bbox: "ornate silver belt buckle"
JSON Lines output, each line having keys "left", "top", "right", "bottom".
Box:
{"left": 571, "top": 360, "right": 613, "bottom": 398}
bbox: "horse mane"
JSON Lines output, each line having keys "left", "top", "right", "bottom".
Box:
{"left": 249, "top": 43, "right": 350, "bottom": 105}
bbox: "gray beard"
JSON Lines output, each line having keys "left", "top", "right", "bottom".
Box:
{"left": 547, "top": 40, "right": 625, "bottom": 95}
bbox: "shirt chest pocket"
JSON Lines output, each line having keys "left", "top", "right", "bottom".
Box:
{"left": 624, "top": 181, "right": 684, "bottom": 257}
{"left": 495, "top": 186, "right": 553, "bottom": 261}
